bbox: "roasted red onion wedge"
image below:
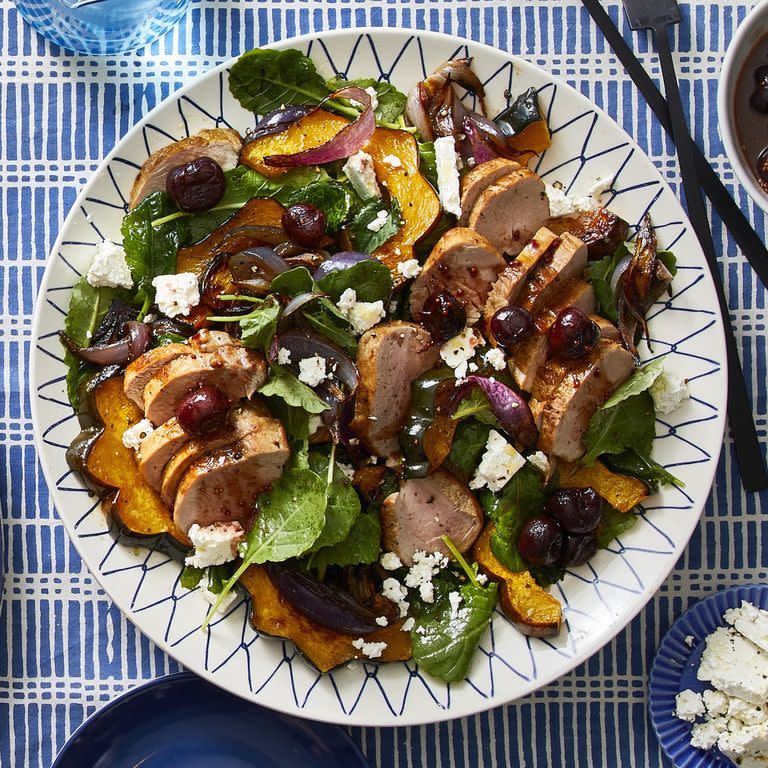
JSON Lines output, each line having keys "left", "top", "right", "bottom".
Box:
{"left": 246, "top": 105, "right": 314, "bottom": 142}
{"left": 60, "top": 320, "right": 151, "bottom": 367}
{"left": 312, "top": 251, "right": 374, "bottom": 282}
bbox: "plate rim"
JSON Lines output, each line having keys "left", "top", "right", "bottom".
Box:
{"left": 30, "top": 26, "right": 727, "bottom": 726}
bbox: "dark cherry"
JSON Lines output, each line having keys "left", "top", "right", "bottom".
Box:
{"left": 560, "top": 533, "right": 598, "bottom": 567}
{"left": 549, "top": 306, "right": 601, "bottom": 359}
{"left": 544, "top": 487, "right": 602, "bottom": 534}
{"left": 176, "top": 385, "right": 231, "bottom": 435}
{"left": 518, "top": 515, "right": 564, "bottom": 567}
{"left": 490, "top": 305, "right": 534, "bottom": 348}
{"left": 166, "top": 156, "right": 226, "bottom": 213}
{"left": 281, "top": 203, "right": 327, "bottom": 247}
{"left": 420, "top": 290, "right": 467, "bottom": 345}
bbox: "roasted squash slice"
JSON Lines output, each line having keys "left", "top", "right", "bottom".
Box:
{"left": 67, "top": 372, "right": 190, "bottom": 558}
{"left": 472, "top": 525, "right": 562, "bottom": 638}
{"left": 558, "top": 460, "right": 648, "bottom": 513}
{"left": 496, "top": 87, "right": 551, "bottom": 157}
{"left": 239, "top": 564, "right": 412, "bottom": 672}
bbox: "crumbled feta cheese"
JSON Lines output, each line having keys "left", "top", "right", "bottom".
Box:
{"left": 470, "top": 430, "right": 526, "bottom": 492}
{"left": 276, "top": 347, "right": 292, "bottom": 366}
{"left": 415, "top": 624, "right": 427, "bottom": 635}
{"left": 199, "top": 582, "right": 238, "bottom": 614}
{"left": 382, "top": 153, "right": 402, "bottom": 168}
{"left": 484, "top": 347, "right": 507, "bottom": 371}
{"left": 650, "top": 371, "right": 690, "bottom": 415}
{"left": 185, "top": 522, "right": 244, "bottom": 569}
{"left": 725, "top": 602, "right": 768, "bottom": 654}
{"left": 380, "top": 552, "right": 403, "bottom": 571}
{"left": 401, "top": 617, "right": 415, "bottom": 632}
{"left": 675, "top": 690, "right": 706, "bottom": 722}
{"left": 476, "top": 573, "right": 488, "bottom": 585}
{"left": 396, "top": 259, "right": 422, "bottom": 279}
{"left": 375, "top": 616, "right": 389, "bottom": 627}
{"left": 685, "top": 634, "right": 695, "bottom": 647}
{"left": 404, "top": 551, "right": 449, "bottom": 604}
{"left": 298, "top": 355, "right": 329, "bottom": 387}
{"left": 343, "top": 150, "right": 381, "bottom": 200}
{"left": 307, "top": 415, "right": 323, "bottom": 436}
{"left": 143, "top": 313, "right": 157, "bottom": 324}
{"left": 440, "top": 327, "right": 481, "bottom": 379}
{"left": 122, "top": 418, "right": 154, "bottom": 451}
{"left": 527, "top": 451, "right": 551, "bottom": 476}
{"left": 87, "top": 239, "right": 134, "bottom": 290}
{"left": 719, "top": 722, "right": 768, "bottom": 763}
{"left": 448, "top": 591, "right": 463, "bottom": 620}
{"left": 704, "top": 689, "right": 730, "bottom": 717}
{"left": 336, "top": 288, "right": 385, "bottom": 335}
{"left": 366, "top": 209, "right": 390, "bottom": 232}
{"left": 729, "top": 698, "right": 768, "bottom": 726}
{"left": 364, "top": 86, "right": 379, "bottom": 111}
{"left": 691, "top": 720, "right": 721, "bottom": 750}
{"left": 152, "top": 272, "right": 200, "bottom": 319}
{"left": 545, "top": 176, "right": 612, "bottom": 218}
{"left": 434, "top": 135, "right": 462, "bottom": 216}
{"left": 382, "top": 577, "right": 410, "bottom": 617}
{"left": 352, "top": 637, "right": 387, "bottom": 659}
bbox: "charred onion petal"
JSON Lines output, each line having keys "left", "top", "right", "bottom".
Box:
{"left": 280, "top": 292, "right": 327, "bottom": 324}
{"left": 461, "top": 116, "right": 499, "bottom": 166}
{"left": 91, "top": 299, "right": 140, "bottom": 346}
{"left": 150, "top": 316, "right": 195, "bottom": 339}
{"left": 264, "top": 86, "right": 375, "bottom": 167}
{"left": 312, "top": 251, "right": 374, "bottom": 281}
{"left": 264, "top": 564, "right": 380, "bottom": 636}
{"left": 405, "top": 83, "right": 433, "bottom": 141}
{"left": 220, "top": 225, "right": 291, "bottom": 249}
{"left": 444, "top": 375, "right": 538, "bottom": 449}
{"left": 60, "top": 321, "right": 151, "bottom": 367}
{"left": 229, "top": 247, "right": 290, "bottom": 292}
{"left": 434, "top": 58, "right": 487, "bottom": 114}
{"left": 246, "top": 105, "right": 314, "bottom": 142}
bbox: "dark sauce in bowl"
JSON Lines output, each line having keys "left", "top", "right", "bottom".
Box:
{"left": 734, "top": 37, "right": 768, "bottom": 193}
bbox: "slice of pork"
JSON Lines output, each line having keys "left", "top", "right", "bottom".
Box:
{"left": 547, "top": 206, "right": 629, "bottom": 260}
{"left": 467, "top": 169, "right": 550, "bottom": 256}
{"left": 137, "top": 418, "right": 190, "bottom": 491}
{"left": 381, "top": 469, "right": 484, "bottom": 566}
{"left": 123, "top": 343, "right": 192, "bottom": 408}
{"left": 517, "top": 232, "right": 588, "bottom": 316}
{"left": 591, "top": 315, "right": 621, "bottom": 342}
{"left": 160, "top": 400, "right": 269, "bottom": 506}
{"left": 187, "top": 328, "right": 241, "bottom": 354}
{"left": 350, "top": 322, "right": 439, "bottom": 458}
{"left": 458, "top": 157, "right": 521, "bottom": 226}
{"left": 536, "top": 340, "right": 635, "bottom": 461}
{"left": 409, "top": 228, "right": 506, "bottom": 325}
{"left": 483, "top": 227, "right": 559, "bottom": 335}
{"left": 129, "top": 128, "right": 242, "bottom": 209}
{"left": 142, "top": 344, "right": 267, "bottom": 426}
{"left": 173, "top": 413, "right": 289, "bottom": 534}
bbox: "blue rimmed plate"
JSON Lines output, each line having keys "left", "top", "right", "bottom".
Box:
{"left": 52, "top": 672, "right": 368, "bottom": 768}
{"left": 648, "top": 584, "right": 768, "bottom": 768}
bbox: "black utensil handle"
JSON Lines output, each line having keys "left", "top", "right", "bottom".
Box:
{"left": 653, "top": 25, "right": 768, "bottom": 491}
{"left": 581, "top": 0, "right": 768, "bottom": 291}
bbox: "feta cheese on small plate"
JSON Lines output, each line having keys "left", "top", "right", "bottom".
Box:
{"left": 690, "top": 720, "right": 721, "bottom": 750}
{"left": 343, "top": 150, "right": 381, "bottom": 200}
{"left": 470, "top": 430, "right": 526, "bottom": 492}
{"left": 276, "top": 347, "right": 292, "bottom": 365}
{"left": 403, "top": 551, "right": 449, "bottom": 604}
{"left": 725, "top": 601, "right": 768, "bottom": 653}
{"left": 545, "top": 176, "right": 612, "bottom": 218}
{"left": 152, "top": 272, "right": 200, "bottom": 318}
{"left": 298, "top": 355, "right": 329, "bottom": 387}
{"left": 401, "top": 617, "right": 415, "bottom": 632}
{"left": 434, "top": 135, "right": 462, "bottom": 217}
{"left": 381, "top": 577, "right": 410, "bottom": 617}
{"left": 364, "top": 86, "right": 379, "bottom": 110}
{"left": 674, "top": 689, "right": 706, "bottom": 722}
{"left": 527, "top": 451, "right": 551, "bottom": 476}
{"left": 382, "top": 153, "right": 402, "bottom": 168}
{"left": 87, "top": 240, "right": 134, "bottom": 290}
{"left": 122, "top": 418, "right": 154, "bottom": 451}
{"left": 703, "top": 688, "right": 730, "bottom": 717}
{"left": 185, "top": 522, "right": 245, "bottom": 569}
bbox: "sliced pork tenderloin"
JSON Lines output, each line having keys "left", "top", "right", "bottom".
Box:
{"left": 123, "top": 343, "right": 192, "bottom": 408}
{"left": 137, "top": 418, "right": 191, "bottom": 490}
{"left": 458, "top": 158, "right": 521, "bottom": 226}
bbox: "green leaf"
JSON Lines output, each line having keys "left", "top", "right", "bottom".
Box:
{"left": 451, "top": 388, "right": 496, "bottom": 426}
{"left": 180, "top": 565, "right": 205, "bottom": 590}
{"left": 596, "top": 505, "right": 638, "bottom": 549}
{"left": 263, "top": 397, "right": 316, "bottom": 440}
{"left": 229, "top": 48, "right": 332, "bottom": 114}
{"left": 326, "top": 76, "right": 407, "bottom": 125}
{"left": 417, "top": 140, "right": 438, "bottom": 188}
{"left": 411, "top": 581, "right": 498, "bottom": 683}
{"left": 581, "top": 390, "right": 656, "bottom": 466}
{"left": 603, "top": 449, "right": 683, "bottom": 490}
{"left": 657, "top": 250, "right": 678, "bottom": 276}
{"left": 602, "top": 358, "right": 665, "bottom": 410}
{"left": 237, "top": 296, "right": 281, "bottom": 352}
{"left": 445, "top": 419, "right": 492, "bottom": 484}
{"left": 316, "top": 259, "right": 393, "bottom": 303}
{"left": 270, "top": 266, "right": 315, "bottom": 298}
{"left": 309, "top": 511, "right": 382, "bottom": 570}
{"left": 585, "top": 242, "right": 629, "bottom": 325}
{"left": 348, "top": 198, "right": 402, "bottom": 254}
{"left": 259, "top": 365, "right": 329, "bottom": 414}
{"left": 286, "top": 179, "right": 358, "bottom": 231}
{"left": 302, "top": 298, "right": 358, "bottom": 355}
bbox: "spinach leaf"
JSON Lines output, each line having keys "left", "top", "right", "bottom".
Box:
{"left": 451, "top": 387, "right": 496, "bottom": 426}
{"left": 657, "top": 250, "right": 678, "bottom": 276}
{"left": 303, "top": 299, "right": 358, "bottom": 355}
{"left": 326, "top": 76, "right": 407, "bottom": 125}
{"left": 270, "top": 266, "right": 315, "bottom": 297}
{"left": 259, "top": 365, "right": 329, "bottom": 414}
{"left": 229, "top": 48, "right": 332, "bottom": 115}
{"left": 308, "top": 511, "right": 382, "bottom": 570}
{"left": 445, "top": 419, "right": 492, "bottom": 484}
{"left": 180, "top": 565, "right": 205, "bottom": 590}
{"left": 237, "top": 297, "right": 281, "bottom": 352}
{"left": 348, "top": 198, "right": 402, "bottom": 254}
{"left": 585, "top": 242, "right": 628, "bottom": 325}
{"left": 411, "top": 581, "right": 498, "bottom": 683}
{"left": 602, "top": 358, "right": 665, "bottom": 409}
{"left": 153, "top": 332, "right": 188, "bottom": 347}
{"left": 581, "top": 390, "right": 655, "bottom": 467}
{"left": 408, "top": 571, "right": 463, "bottom": 620}
{"left": 286, "top": 179, "right": 358, "bottom": 231}
{"left": 264, "top": 397, "right": 317, "bottom": 440}
{"left": 603, "top": 449, "right": 683, "bottom": 490}
{"left": 316, "top": 259, "right": 393, "bottom": 303}
{"left": 417, "top": 140, "right": 438, "bottom": 188}
{"left": 596, "top": 505, "right": 638, "bottom": 549}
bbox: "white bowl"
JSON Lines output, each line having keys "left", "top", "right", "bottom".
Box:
{"left": 718, "top": 0, "right": 768, "bottom": 214}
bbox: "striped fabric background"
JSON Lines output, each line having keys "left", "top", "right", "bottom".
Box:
{"left": 1, "top": 0, "right": 766, "bottom": 765}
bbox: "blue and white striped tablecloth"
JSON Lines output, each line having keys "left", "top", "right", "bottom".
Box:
{"left": 1, "top": 1, "right": 766, "bottom": 765}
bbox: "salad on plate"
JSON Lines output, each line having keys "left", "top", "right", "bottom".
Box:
{"left": 60, "top": 48, "right": 689, "bottom": 682}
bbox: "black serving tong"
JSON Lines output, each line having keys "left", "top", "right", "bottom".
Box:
{"left": 614, "top": 0, "right": 768, "bottom": 490}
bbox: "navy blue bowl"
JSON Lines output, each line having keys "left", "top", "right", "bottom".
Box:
{"left": 648, "top": 584, "right": 768, "bottom": 768}
{"left": 53, "top": 672, "right": 369, "bottom": 768}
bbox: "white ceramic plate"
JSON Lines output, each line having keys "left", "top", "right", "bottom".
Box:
{"left": 31, "top": 28, "right": 726, "bottom": 726}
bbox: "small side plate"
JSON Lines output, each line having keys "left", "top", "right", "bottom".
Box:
{"left": 648, "top": 584, "right": 768, "bottom": 768}
{"left": 52, "top": 672, "right": 369, "bottom": 768}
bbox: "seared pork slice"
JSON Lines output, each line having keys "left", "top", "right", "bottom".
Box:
{"left": 409, "top": 228, "right": 505, "bottom": 325}
{"left": 137, "top": 418, "right": 190, "bottom": 490}
{"left": 160, "top": 400, "right": 268, "bottom": 506}
{"left": 518, "top": 232, "right": 588, "bottom": 316}
{"left": 143, "top": 345, "right": 267, "bottom": 426}
{"left": 547, "top": 207, "right": 629, "bottom": 260}
{"left": 591, "top": 315, "right": 621, "bottom": 342}
{"left": 173, "top": 414, "right": 289, "bottom": 534}
{"left": 467, "top": 169, "right": 550, "bottom": 256}
{"left": 459, "top": 158, "right": 521, "bottom": 226}
{"left": 129, "top": 128, "right": 242, "bottom": 209}
{"left": 381, "top": 469, "right": 484, "bottom": 566}
{"left": 188, "top": 328, "right": 240, "bottom": 354}
{"left": 124, "top": 343, "right": 192, "bottom": 408}
{"left": 483, "top": 227, "right": 559, "bottom": 334}
{"left": 536, "top": 340, "right": 635, "bottom": 461}
{"left": 350, "top": 322, "right": 439, "bottom": 458}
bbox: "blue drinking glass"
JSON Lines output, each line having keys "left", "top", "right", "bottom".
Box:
{"left": 14, "top": 0, "right": 191, "bottom": 55}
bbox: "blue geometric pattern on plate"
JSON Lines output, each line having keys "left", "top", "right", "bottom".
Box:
{"left": 30, "top": 28, "right": 726, "bottom": 726}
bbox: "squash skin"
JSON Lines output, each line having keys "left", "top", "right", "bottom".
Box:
{"left": 239, "top": 564, "right": 412, "bottom": 672}
{"left": 67, "top": 371, "right": 190, "bottom": 559}
{"left": 558, "top": 460, "right": 648, "bottom": 513}
{"left": 471, "top": 525, "right": 562, "bottom": 638}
